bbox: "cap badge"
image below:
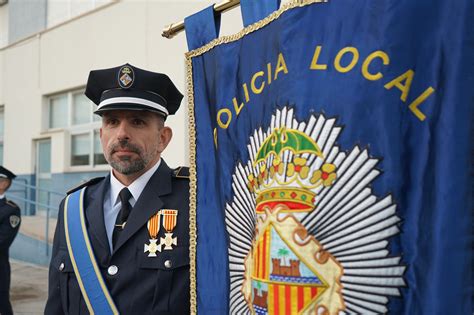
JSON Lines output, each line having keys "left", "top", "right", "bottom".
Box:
{"left": 118, "top": 65, "right": 134, "bottom": 89}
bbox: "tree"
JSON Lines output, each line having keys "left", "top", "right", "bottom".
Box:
{"left": 277, "top": 247, "right": 290, "bottom": 265}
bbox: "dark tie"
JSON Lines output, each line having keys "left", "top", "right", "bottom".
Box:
{"left": 112, "top": 188, "right": 133, "bottom": 248}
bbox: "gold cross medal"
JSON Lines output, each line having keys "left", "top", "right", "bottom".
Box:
{"left": 160, "top": 209, "right": 178, "bottom": 250}
{"left": 144, "top": 211, "right": 161, "bottom": 257}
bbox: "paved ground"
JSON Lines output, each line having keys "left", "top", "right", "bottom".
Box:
{"left": 10, "top": 260, "right": 49, "bottom": 314}
{"left": 6, "top": 214, "right": 54, "bottom": 314}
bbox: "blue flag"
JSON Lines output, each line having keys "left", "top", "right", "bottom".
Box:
{"left": 185, "top": 0, "right": 473, "bottom": 314}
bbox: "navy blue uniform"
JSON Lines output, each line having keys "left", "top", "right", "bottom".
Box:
{"left": 45, "top": 161, "right": 190, "bottom": 314}
{"left": 0, "top": 198, "right": 21, "bottom": 315}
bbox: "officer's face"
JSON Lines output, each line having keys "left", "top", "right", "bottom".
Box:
{"left": 100, "top": 110, "right": 172, "bottom": 179}
{"left": 0, "top": 178, "right": 11, "bottom": 193}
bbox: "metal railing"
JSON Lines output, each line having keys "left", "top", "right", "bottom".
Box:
{"left": 9, "top": 179, "right": 64, "bottom": 256}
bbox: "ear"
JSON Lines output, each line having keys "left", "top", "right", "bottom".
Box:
{"left": 158, "top": 126, "right": 173, "bottom": 153}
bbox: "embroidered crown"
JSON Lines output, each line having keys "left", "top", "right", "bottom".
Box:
{"left": 247, "top": 127, "right": 337, "bottom": 213}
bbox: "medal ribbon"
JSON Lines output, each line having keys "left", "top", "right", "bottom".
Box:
{"left": 147, "top": 211, "right": 161, "bottom": 239}
{"left": 162, "top": 209, "right": 178, "bottom": 232}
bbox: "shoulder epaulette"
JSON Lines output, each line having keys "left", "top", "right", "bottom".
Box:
{"left": 6, "top": 200, "right": 19, "bottom": 208}
{"left": 67, "top": 177, "right": 105, "bottom": 195}
{"left": 173, "top": 166, "right": 190, "bottom": 179}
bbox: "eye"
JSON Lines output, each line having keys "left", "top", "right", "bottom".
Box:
{"left": 104, "top": 117, "right": 119, "bottom": 126}
{"left": 131, "top": 118, "right": 146, "bottom": 126}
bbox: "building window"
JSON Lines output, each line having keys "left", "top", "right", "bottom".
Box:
{"left": 49, "top": 94, "right": 68, "bottom": 129}
{"left": 94, "top": 130, "right": 107, "bottom": 165}
{"left": 0, "top": 4, "right": 7, "bottom": 49}
{"left": 47, "top": 0, "right": 113, "bottom": 28}
{"left": 47, "top": 90, "right": 107, "bottom": 168}
{"left": 71, "top": 133, "right": 90, "bottom": 166}
{"left": 72, "top": 93, "right": 91, "bottom": 125}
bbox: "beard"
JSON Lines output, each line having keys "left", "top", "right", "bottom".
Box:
{"left": 105, "top": 140, "right": 156, "bottom": 175}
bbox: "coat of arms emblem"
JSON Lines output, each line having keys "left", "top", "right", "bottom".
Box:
{"left": 226, "top": 107, "right": 406, "bottom": 314}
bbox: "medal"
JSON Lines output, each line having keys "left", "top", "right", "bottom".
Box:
{"left": 160, "top": 209, "right": 178, "bottom": 250}
{"left": 144, "top": 239, "right": 160, "bottom": 257}
{"left": 144, "top": 211, "right": 161, "bottom": 257}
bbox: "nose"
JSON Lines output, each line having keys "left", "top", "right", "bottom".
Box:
{"left": 116, "top": 120, "right": 131, "bottom": 141}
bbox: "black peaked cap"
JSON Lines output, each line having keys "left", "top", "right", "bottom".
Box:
{"left": 85, "top": 63, "right": 183, "bottom": 117}
{"left": 0, "top": 166, "right": 16, "bottom": 179}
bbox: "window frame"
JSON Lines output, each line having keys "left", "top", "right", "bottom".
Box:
{"left": 70, "top": 131, "right": 91, "bottom": 167}
{"left": 48, "top": 93, "right": 69, "bottom": 130}
{"left": 46, "top": 89, "right": 108, "bottom": 171}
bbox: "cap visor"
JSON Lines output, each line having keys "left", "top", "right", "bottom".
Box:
{"left": 94, "top": 104, "right": 167, "bottom": 117}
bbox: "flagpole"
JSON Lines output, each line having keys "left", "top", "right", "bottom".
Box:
{"left": 162, "top": 0, "right": 240, "bottom": 38}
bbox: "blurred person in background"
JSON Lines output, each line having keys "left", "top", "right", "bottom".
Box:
{"left": 0, "top": 166, "right": 21, "bottom": 315}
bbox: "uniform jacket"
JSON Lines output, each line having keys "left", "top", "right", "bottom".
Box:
{"left": 0, "top": 198, "right": 21, "bottom": 315}
{"left": 45, "top": 161, "right": 190, "bottom": 315}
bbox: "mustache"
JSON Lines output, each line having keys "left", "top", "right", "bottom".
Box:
{"left": 109, "top": 140, "right": 141, "bottom": 155}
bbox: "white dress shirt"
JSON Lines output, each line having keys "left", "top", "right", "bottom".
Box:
{"left": 103, "top": 159, "right": 161, "bottom": 252}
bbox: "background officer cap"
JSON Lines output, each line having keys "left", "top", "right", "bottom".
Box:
{"left": 0, "top": 166, "right": 16, "bottom": 179}
{"left": 85, "top": 63, "right": 183, "bottom": 118}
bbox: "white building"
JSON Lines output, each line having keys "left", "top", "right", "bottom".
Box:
{"left": 0, "top": 0, "right": 242, "bottom": 264}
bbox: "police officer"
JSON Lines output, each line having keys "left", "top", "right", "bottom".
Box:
{"left": 0, "top": 166, "right": 20, "bottom": 315}
{"left": 45, "top": 64, "right": 190, "bottom": 314}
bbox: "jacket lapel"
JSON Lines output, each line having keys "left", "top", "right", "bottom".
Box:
{"left": 113, "top": 161, "right": 173, "bottom": 253}
{"left": 85, "top": 175, "right": 111, "bottom": 256}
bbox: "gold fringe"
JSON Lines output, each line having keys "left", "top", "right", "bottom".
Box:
{"left": 185, "top": 0, "right": 325, "bottom": 313}
{"left": 186, "top": 55, "right": 198, "bottom": 315}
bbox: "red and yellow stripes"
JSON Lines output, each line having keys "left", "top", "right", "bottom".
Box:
{"left": 162, "top": 209, "right": 178, "bottom": 232}
{"left": 267, "top": 284, "right": 319, "bottom": 315}
{"left": 251, "top": 225, "right": 325, "bottom": 314}
{"left": 253, "top": 229, "right": 271, "bottom": 279}
{"left": 147, "top": 212, "right": 161, "bottom": 239}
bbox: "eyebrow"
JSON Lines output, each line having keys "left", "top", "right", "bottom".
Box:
{"left": 102, "top": 112, "right": 150, "bottom": 120}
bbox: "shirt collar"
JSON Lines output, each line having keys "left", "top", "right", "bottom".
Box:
{"left": 109, "top": 159, "right": 161, "bottom": 206}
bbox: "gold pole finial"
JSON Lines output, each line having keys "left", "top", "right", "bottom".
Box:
{"left": 162, "top": 22, "right": 185, "bottom": 39}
